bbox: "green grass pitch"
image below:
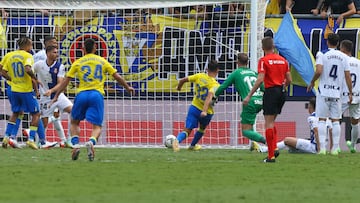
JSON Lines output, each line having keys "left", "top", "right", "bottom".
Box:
{"left": 0, "top": 147, "right": 359, "bottom": 203}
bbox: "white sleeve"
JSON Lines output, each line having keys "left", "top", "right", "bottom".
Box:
{"left": 308, "top": 115, "right": 318, "bottom": 130}
{"left": 58, "top": 64, "right": 66, "bottom": 78}
{"left": 315, "top": 51, "right": 323, "bottom": 65}
{"left": 32, "top": 61, "right": 39, "bottom": 73}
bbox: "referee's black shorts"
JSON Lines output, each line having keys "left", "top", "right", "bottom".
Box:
{"left": 263, "top": 86, "right": 286, "bottom": 115}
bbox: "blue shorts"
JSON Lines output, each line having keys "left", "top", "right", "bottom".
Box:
{"left": 185, "top": 105, "right": 213, "bottom": 129}
{"left": 72, "top": 90, "right": 104, "bottom": 126}
{"left": 9, "top": 90, "right": 40, "bottom": 114}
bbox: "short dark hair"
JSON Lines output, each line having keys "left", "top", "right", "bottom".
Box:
{"left": 208, "top": 60, "right": 219, "bottom": 72}
{"left": 46, "top": 45, "right": 57, "bottom": 53}
{"left": 262, "top": 36, "right": 274, "bottom": 51}
{"left": 340, "top": 40, "right": 353, "bottom": 53}
{"left": 16, "top": 36, "right": 32, "bottom": 48}
{"left": 84, "top": 38, "right": 96, "bottom": 54}
{"left": 237, "top": 53, "right": 249, "bottom": 66}
{"left": 44, "top": 36, "right": 56, "bottom": 44}
{"left": 327, "top": 33, "right": 340, "bottom": 46}
{"left": 309, "top": 97, "right": 316, "bottom": 110}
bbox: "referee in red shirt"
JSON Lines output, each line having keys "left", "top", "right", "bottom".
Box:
{"left": 244, "top": 37, "right": 292, "bottom": 163}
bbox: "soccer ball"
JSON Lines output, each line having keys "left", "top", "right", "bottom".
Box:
{"left": 164, "top": 134, "right": 176, "bottom": 148}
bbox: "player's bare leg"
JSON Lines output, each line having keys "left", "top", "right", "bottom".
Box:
{"left": 70, "top": 119, "right": 81, "bottom": 160}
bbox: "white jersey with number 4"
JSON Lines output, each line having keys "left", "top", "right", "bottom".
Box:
{"left": 342, "top": 56, "right": 360, "bottom": 104}
{"left": 317, "top": 48, "right": 350, "bottom": 98}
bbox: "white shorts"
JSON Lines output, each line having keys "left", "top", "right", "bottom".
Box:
{"left": 39, "top": 93, "right": 72, "bottom": 118}
{"left": 295, "top": 139, "right": 317, "bottom": 154}
{"left": 316, "top": 95, "right": 342, "bottom": 119}
{"left": 342, "top": 103, "right": 360, "bottom": 119}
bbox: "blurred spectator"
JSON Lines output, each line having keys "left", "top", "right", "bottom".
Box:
{"left": 1, "top": 8, "right": 8, "bottom": 20}
{"left": 221, "top": 3, "right": 245, "bottom": 16}
{"left": 286, "top": 0, "right": 324, "bottom": 15}
{"left": 0, "top": 9, "right": 7, "bottom": 51}
{"left": 266, "top": 0, "right": 281, "bottom": 15}
{"left": 354, "top": 0, "right": 360, "bottom": 14}
{"left": 168, "top": 6, "right": 190, "bottom": 18}
{"left": 321, "top": 0, "right": 356, "bottom": 24}
{"left": 311, "top": 0, "right": 325, "bottom": 15}
{"left": 189, "top": 5, "right": 206, "bottom": 20}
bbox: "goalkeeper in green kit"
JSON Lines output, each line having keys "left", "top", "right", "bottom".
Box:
{"left": 214, "top": 53, "right": 266, "bottom": 146}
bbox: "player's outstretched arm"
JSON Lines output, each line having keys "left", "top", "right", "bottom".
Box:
{"left": 113, "top": 72, "right": 135, "bottom": 95}
{"left": 52, "top": 77, "right": 71, "bottom": 103}
{"left": 176, "top": 77, "right": 189, "bottom": 91}
{"left": 215, "top": 72, "right": 235, "bottom": 97}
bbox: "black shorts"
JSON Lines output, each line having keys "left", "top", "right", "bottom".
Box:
{"left": 263, "top": 86, "right": 286, "bottom": 115}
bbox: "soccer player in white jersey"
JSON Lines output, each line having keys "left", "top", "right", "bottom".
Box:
{"left": 307, "top": 33, "right": 353, "bottom": 155}
{"left": 339, "top": 40, "right": 360, "bottom": 153}
{"left": 33, "top": 45, "right": 73, "bottom": 147}
{"left": 33, "top": 36, "right": 57, "bottom": 63}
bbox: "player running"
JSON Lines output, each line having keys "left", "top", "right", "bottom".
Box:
{"left": 52, "top": 38, "right": 135, "bottom": 161}
{"left": 172, "top": 60, "right": 220, "bottom": 152}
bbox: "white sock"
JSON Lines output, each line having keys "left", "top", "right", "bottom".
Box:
{"left": 351, "top": 123, "right": 359, "bottom": 148}
{"left": 277, "top": 141, "right": 286, "bottom": 150}
{"left": 331, "top": 121, "right": 341, "bottom": 152}
{"left": 318, "top": 120, "right": 327, "bottom": 151}
{"left": 259, "top": 145, "right": 268, "bottom": 153}
{"left": 67, "top": 114, "right": 71, "bottom": 141}
{"left": 48, "top": 115, "right": 56, "bottom": 124}
{"left": 53, "top": 117, "right": 66, "bottom": 142}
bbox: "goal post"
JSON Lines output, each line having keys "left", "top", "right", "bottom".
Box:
{"left": 0, "top": 0, "right": 267, "bottom": 148}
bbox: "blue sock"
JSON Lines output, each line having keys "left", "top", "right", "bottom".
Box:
{"left": 5, "top": 122, "right": 16, "bottom": 137}
{"left": 11, "top": 117, "right": 22, "bottom": 138}
{"left": 190, "top": 129, "right": 204, "bottom": 146}
{"left": 71, "top": 136, "right": 79, "bottom": 145}
{"left": 29, "top": 126, "right": 38, "bottom": 141}
{"left": 177, "top": 131, "right": 188, "bottom": 143}
{"left": 37, "top": 120, "right": 46, "bottom": 145}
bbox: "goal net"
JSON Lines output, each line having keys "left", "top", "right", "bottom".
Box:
{"left": 0, "top": 0, "right": 267, "bottom": 148}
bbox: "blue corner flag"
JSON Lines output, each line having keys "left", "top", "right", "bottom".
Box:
{"left": 274, "top": 12, "right": 315, "bottom": 87}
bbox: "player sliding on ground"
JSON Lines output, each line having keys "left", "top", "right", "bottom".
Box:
{"left": 52, "top": 38, "right": 135, "bottom": 161}
{"left": 172, "top": 60, "right": 220, "bottom": 152}
{"left": 252, "top": 97, "right": 328, "bottom": 154}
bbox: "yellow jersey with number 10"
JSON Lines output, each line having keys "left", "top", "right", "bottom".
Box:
{"left": 0, "top": 50, "right": 34, "bottom": 93}
{"left": 188, "top": 73, "right": 219, "bottom": 115}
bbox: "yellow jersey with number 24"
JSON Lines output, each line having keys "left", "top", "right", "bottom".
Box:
{"left": 66, "top": 53, "right": 117, "bottom": 95}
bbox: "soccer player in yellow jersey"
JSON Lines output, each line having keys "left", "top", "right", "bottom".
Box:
{"left": 172, "top": 60, "right": 220, "bottom": 152}
{"left": 0, "top": 37, "right": 42, "bottom": 149}
{"left": 53, "top": 38, "right": 135, "bottom": 161}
